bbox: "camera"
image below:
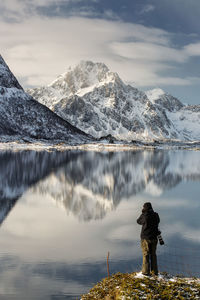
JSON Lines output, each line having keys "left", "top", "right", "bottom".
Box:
{"left": 158, "top": 234, "right": 164, "bottom": 245}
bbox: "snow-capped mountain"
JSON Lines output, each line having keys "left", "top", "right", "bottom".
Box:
{"left": 0, "top": 55, "right": 91, "bottom": 143}
{"left": 27, "top": 61, "right": 200, "bottom": 142}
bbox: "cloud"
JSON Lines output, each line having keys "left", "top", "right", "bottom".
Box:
{"left": 110, "top": 41, "right": 187, "bottom": 62}
{"left": 1, "top": 15, "right": 200, "bottom": 88}
{"left": 0, "top": 17, "right": 169, "bottom": 86}
{"left": 0, "top": 0, "right": 79, "bottom": 12}
{"left": 184, "top": 42, "right": 200, "bottom": 56}
{"left": 103, "top": 9, "right": 120, "bottom": 20}
{"left": 0, "top": 0, "right": 101, "bottom": 22}
{"left": 140, "top": 4, "right": 155, "bottom": 14}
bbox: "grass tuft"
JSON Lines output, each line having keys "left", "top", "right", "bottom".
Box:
{"left": 81, "top": 272, "right": 200, "bottom": 299}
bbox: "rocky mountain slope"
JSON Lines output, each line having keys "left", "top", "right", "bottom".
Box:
{"left": 0, "top": 55, "right": 91, "bottom": 144}
{"left": 27, "top": 61, "right": 200, "bottom": 142}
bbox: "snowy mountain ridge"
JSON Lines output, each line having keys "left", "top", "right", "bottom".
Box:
{"left": 27, "top": 60, "right": 200, "bottom": 142}
{"left": 0, "top": 55, "right": 91, "bottom": 144}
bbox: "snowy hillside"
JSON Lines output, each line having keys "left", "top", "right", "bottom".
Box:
{"left": 27, "top": 61, "right": 200, "bottom": 142}
{"left": 0, "top": 55, "right": 91, "bottom": 144}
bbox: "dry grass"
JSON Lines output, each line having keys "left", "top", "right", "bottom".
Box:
{"left": 81, "top": 272, "right": 200, "bottom": 299}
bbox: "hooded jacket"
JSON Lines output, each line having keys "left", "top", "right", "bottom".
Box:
{"left": 137, "top": 208, "right": 160, "bottom": 240}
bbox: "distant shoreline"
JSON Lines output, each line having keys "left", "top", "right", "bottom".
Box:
{"left": 0, "top": 140, "right": 200, "bottom": 152}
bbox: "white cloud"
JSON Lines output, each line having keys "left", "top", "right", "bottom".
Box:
{"left": 0, "top": 0, "right": 87, "bottom": 21}
{"left": 184, "top": 42, "right": 200, "bottom": 56}
{"left": 0, "top": 0, "right": 23, "bottom": 11}
{"left": 103, "top": 9, "right": 120, "bottom": 20}
{"left": 0, "top": 0, "right": 100, "bottom": 21}
{"left": 0, "top": 0, "right": 76, "bottom": 11}
{"left": 110, "top": 42, "right": 187, "bottom": 63}
{"left": 1, "top": 16, "right": 200, "bottom": 88}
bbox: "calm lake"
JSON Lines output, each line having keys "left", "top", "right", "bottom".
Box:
{"left": 0, "top": 149, "right": 199, "bottom": 299}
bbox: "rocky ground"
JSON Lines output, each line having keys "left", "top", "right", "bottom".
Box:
{"left": 81, "top": 272, "right": 200, "bottom": 299}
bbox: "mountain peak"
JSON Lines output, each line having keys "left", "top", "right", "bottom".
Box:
{"left": 76, "top": 60, "right": 109, "bottom": 73}
{"left": 0, "top": 55, "right": 23, "bottom": 90}
{"left": 49, "top": 60, "right": 122, "bottom": 96}
{"left": 146, "top": 88, "right": 183, "bottom": 112}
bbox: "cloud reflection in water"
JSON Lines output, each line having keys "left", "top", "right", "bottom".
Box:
{"left": 0, "top": 149, "right": 199, "bottom": 298}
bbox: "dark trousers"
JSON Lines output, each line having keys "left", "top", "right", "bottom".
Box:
{"left": 141, "top": 239, "right": 158, "bottom": 275}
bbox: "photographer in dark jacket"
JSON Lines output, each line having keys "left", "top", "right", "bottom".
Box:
{"left": 137, "top": 202, "right": 160, "bottom": 276}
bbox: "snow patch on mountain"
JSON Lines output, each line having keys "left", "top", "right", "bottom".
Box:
{"left": 145, "top": 88, "right": 165, "bottom": 103}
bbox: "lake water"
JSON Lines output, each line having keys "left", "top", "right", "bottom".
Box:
{"left": 0, "top": 149, "right": 199, "bottom": 299}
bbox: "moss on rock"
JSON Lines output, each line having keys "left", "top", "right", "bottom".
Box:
{"left": 81, "top": 272, "right": 200, "bottom": 299}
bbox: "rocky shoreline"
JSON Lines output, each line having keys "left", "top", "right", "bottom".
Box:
{"left": 81, "top": 272, "right": 200, "bottom": 299}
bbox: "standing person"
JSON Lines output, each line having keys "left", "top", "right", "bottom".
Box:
{"left": 137, "top": 202, "right": 160, "bottom": 276}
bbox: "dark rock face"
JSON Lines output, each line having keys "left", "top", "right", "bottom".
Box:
{"left": 0, "top": 55, "right": 92, "bottom": 144}
{"left": 0, "top": 56, "right": 22, "bottom": 89}
{"left": 0, "top": 95, "right": 89, "bottom": 141}
{"left": 183, "top": 105, "right": 200, "bottom": 112}
{"left": 153, "top": 94, "right": 184, "bottom": 112}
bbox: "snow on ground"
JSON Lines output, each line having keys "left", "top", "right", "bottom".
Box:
{"left": 1, "top": 140, "right": 200, "bottom": 152}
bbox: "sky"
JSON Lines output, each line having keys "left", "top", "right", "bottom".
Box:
{"left": 1, "top": 0, "right": 200, "bottom": 104}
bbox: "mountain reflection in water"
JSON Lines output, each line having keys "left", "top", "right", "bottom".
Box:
{"left": 0, "top": 149, "right": 200, "bottom": 299}
{"left": 0, "top": 149, "right": 200, "bottom": 223}
{"left": 0, "top": 150, "right": 80, "bottom": 225}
